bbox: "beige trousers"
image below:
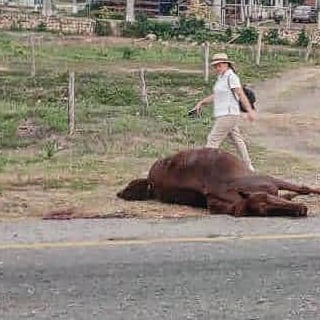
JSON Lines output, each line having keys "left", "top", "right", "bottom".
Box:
{"left": 206, "top": 115, "right": 254, "bottom": 171}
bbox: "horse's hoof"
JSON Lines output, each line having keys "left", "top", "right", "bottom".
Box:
{"left": 293, "top": 205, "right": 308, "bottom": 218}
{"left": 299, "top": 205, "right": 308, "bottom": 217}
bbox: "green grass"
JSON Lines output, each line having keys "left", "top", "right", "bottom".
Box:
{"left": 38, "top": 42, "right": 201, "bottom": 64}
{"left": 0, "top": 30, "right": 317, "bottom": 214}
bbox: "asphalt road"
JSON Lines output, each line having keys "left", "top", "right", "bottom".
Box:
{"left": 1, "top": 217, "right": 320, "bottom": 319}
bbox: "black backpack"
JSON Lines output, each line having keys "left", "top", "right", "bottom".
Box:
{"left": 227, "top": 75, "right": 256, "bottom": 113}
{"left": 240, "top": 86, "right": 256, "bottom": 113}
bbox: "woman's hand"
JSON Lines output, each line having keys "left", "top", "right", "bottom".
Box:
{"left": 194, "top": 94, "right": 214, "bottom": 115}
{"left": 247, "top": 109, "right": 257, "bottom": 122}
{"left": 194, "top": 102, "right": 203, "bottom": 115}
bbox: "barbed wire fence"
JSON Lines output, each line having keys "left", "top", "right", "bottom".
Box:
{"left": 1, "top": 29, "right": 320, "bottom": 155}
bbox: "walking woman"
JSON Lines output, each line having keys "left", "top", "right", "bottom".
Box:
{"left": 194, "top": 53, "right": 257, "bottom": 172}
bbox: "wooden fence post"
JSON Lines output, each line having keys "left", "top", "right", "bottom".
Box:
{"left": 245, "top": 5, "right": 250, "bottom": 27}
{"left": 30, "top": 35, "right": 36, "bottom": 77}
{"left": 305, "top": 33, "right": 313, "bottom": 62}
{"left": 255, "top": 29, "right": 263, "bottom": 66}
{"left": 287, "top": 4, "right": 292, "bottom": 30}
{"left": 202, "top": 42, "right": 210, "bottom": 83}
{"left": 139, "top": 68, "right": 149, "bottom": 116}
{"left": 68, "top": 71, "right": 75, "bottom": 135}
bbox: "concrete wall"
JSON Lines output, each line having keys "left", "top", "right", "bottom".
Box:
{"left": 0, "top": 13, "right": 96, "bottom": 35}
{"left": 280, "top": 28, "right": 320, "bottom": 44}
{"left": 0, "top": 11, "right": 319, "bottom": 44}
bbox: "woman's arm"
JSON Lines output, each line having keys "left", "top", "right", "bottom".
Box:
{"left": 194, "top": 94, "right": 214, "bottom": 114}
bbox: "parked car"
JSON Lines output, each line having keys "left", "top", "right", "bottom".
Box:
{"left": 292, "top": 6, "right": 317, "bottom": 23}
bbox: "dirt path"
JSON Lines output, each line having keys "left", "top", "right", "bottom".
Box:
{"left": 245, "top": 66, "right": 320, "bottom": 165}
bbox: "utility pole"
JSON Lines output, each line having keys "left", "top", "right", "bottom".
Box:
{"left": 211, "top": 0, "right": 221, "bottom": 24}
{"left": 42, "top": 0, "right": 53, "bottom": 16}
{"left": 240, "top": 0, "right": 245, "bottom": 23}
{"left": 72, "top": 0, "right": 78, "bottom": 14}
{"left": 126, "top": 0, "right": 135, "bottom": 23}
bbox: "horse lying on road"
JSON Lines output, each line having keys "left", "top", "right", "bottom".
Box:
{"left": 117, "top": 148, "right": 320, "bottom": 217}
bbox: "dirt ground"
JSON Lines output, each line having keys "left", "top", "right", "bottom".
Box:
{"left": 248, "top": 66, "right": 320, "bottom": 164}
{"left": 1, "top": 64, "right": 320, "bottom": 220}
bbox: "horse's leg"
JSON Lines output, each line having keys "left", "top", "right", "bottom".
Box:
{"left": 270, "top": 177, "right": 320, "bottom": 196}
{"left": 155, "top": 188, "right": 207, "bottom": 208}
{"left": 207, "top": 194, "right": 247, "bottom": 216}
{"left": 233, "top": 175, "right": 320, "bottom": 197}
{"left": 245, "top": 191, "right": 307, "bottom": 217}
{"left": 280, "top": 192, "right": 301, "bottom": 200}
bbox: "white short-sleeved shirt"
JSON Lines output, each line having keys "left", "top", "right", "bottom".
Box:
{"left": 213, "top": 68, "right": 241, "bottom": 117}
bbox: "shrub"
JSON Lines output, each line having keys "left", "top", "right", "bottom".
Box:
{"left": 95, "top": 19, "right": 112, "bottom": 36}
{"left": 122, "top": 14, "right": 207, "bottom": 40}
{"left": 36, "top": 22, "right": 47, "bottom": 32}
{"left": 295, "top": 28, "right": 309, "bottom": 47}
{"left": 174, "top": 14, "right": 205, "bottom": 37}
{"left": 122, "top": 13, "right": 149, "bottom": 38}
{"left": 235, "top": 27, "right": 258, "bottom": 44}
{"left": 98, "top": 6, "right": 124, "bottom": 20}
{"left": 225, "top": 27, "right": 233, "bottom": 39}
{"left": 122, "top": 47, "right": 136, "bottom": 60}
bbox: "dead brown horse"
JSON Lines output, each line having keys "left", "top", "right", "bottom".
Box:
{"left": 117, "top": 148, "right": 320, "bottom": 217}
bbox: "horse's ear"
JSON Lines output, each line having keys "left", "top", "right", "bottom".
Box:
{"left": 117, "top": 179, "right": 153, "bottom": 201}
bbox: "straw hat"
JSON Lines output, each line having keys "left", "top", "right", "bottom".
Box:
{"left": 211, "top": 53, "right": 234, "bottom": 66}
